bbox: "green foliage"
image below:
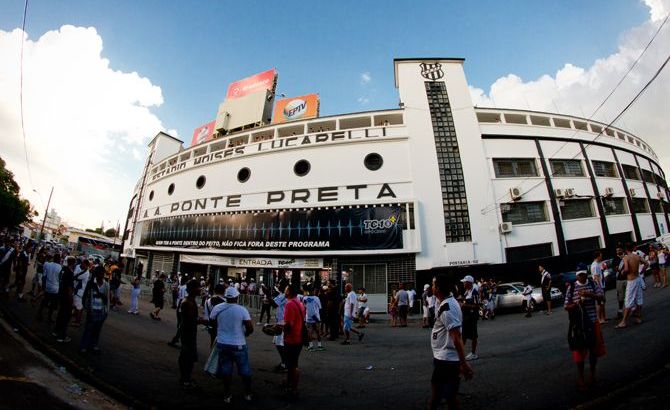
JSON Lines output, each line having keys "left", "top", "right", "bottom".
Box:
{"left": 104, "top": 228, "right": 118, "bottom": 237}
{"left": 0, "top": 157, "right": 33, "bottom": 229}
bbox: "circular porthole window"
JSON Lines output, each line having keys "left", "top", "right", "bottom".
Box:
{"left": 238, "top": 167, "right": 251, "bottom": 183}
{"left": 148, "top": 190, "right": 154, "bottom": 201}
{"left": 196, "top": 175, "right": 206, "bottom": 189}
{"left": 167, "top": 183, "right": 175, "bottom": 195}
{"left": 294, "top": 160, "right": 311, "bottom": 177}
{"left": 364, "top": 153, "right": 383, "bottom": 171}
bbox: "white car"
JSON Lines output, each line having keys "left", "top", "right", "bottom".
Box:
{"left": 495, "top": 282, "right": 563, "bottom": 311}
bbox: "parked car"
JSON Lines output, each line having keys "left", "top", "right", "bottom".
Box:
{"left": 495, "top": 282, "right": 563, "bottom": 311}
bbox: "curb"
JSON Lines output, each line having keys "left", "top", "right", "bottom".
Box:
{"left": 574, "top": 364, "right": 670, "bottom": 409}
{"left": 0, "top": 302, "right": 148, "bottom": 409}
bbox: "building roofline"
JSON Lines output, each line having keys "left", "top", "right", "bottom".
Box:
{"left": 147, "top": 131, "right": 184, "bottom": 147}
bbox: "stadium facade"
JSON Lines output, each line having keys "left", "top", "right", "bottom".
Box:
{"left": 122, "top": 58, "right": 669, "bottom": 311}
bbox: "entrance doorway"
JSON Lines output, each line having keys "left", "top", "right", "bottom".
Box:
{"left": 342, "top": 263, "right": 388, "bottom": 312}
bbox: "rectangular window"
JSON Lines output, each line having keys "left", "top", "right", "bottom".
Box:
{"left": 610, "top": 231, "right": 633, "bottom": 247}
{"left": 566, "top": 236, "right": 601, "bottom": 254}
{"left": 550, "top": 159, "right": 584, "bottom": 177}
{"left": 501, "top": 201, "right": 548, "bottom": 225}
{"left": 602, "top": 197, "right": 628, "bottom": 215}
{"left": 622, "top": 164, "right": 640, "bottom": 180}
{"left": 649, "top": 199, "right": 663, "bottom": 213}
{"left": 493, "top": 158, "right": 538, "bottom": 178}
{"left": 560, "top": 199, "right": 595, "bottom": 220}
{"left": 505, "top": 243, "right": 553, "bottom": 263}
{"left": 592, "top": 160, "right": 618, "bottom": 178}
{"left": 631, "top": 198, "right": 649, "bottom": 213}
{"left": 641, "top": 169, "right": 655, "bottom": 183}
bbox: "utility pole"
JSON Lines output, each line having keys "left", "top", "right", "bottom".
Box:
{"left": 38, "top": 186, "right": 53, "bottom": 242}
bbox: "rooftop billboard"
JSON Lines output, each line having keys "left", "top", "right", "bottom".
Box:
{"left": 226, "top": 69, "right": 277, "bottom": 100}
{"left": 191, "top": 120, "right": 216, "bottom": 146}
{"left": 273, "top": 94, "right": 320, "bottom": 124}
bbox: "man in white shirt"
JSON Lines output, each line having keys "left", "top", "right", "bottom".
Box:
{"left": 72, "top": 259, "right": 91, "bottom": 326}
{"left": 356, "top": 287, "right": 369, "bottom": 328}
{"left": 429, "top": 275, "right": 472, "bottom": 410}
{"left": 303, "top": 285, "right": 324, "bottom": 351}
{"left": 209, "top": 286, "right": 254, "bottom": 404}
{"left": 37, "top": 254, "right": 61, "bottom": 322}
{"left": 342, "top": 283, "right": 365, "bottom": 345}
{"left": 407, "top": 286, "right": 417, "bottom": 316}
{"left": 590, "top": 251, "right": 607, "bottom": 324}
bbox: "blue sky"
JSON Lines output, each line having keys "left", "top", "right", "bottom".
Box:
{"left": 0, "top": 0, "right": 649, "bottom": 137}
{"left": 1, "top": 0, "right": 666, "bottom": 229}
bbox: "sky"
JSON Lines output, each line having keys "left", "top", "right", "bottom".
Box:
{"left": 0, "top": 0, "right": 668, "bottom": 230}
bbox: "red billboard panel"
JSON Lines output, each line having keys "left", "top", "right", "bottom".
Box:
{"left": 191, "top": 120, "right": 216, "bottom": 146}
{"left": 226, "top": 69, "right": 277, "bottom": 100}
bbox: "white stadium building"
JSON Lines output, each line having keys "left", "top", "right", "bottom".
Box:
{"left": 122, "top": 58, "right": 669, "bottom": 311}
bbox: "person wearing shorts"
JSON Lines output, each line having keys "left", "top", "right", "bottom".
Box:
{"left": 342, "top": 283, "right": 364, "bottom": 344}
{"left": 210, "top": 286, "right": 254, "bottom": 403}
{"left": 282, "top": 285, "right": 305, "bottom": 400}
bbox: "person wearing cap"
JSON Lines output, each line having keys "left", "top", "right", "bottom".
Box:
{"left": 459, "top": 275, "right": 480, "bottom": 361}
{"left": 209, "top": 285, "right": 254, "bottom": 403}
{"left": 177, "top": 279, "right": 208, "bottom": 389}
{"left": 421, "top": 284, "right": 433, "bottom": 328}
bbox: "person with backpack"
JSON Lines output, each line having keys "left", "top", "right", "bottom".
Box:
{"left": 204, "top": 284, "right": 226, "bottom": 347}
{"left": 564, "top": 269, "right": 606, "bottom": 391}
{"left": 72, "top": 259, "right": 91, "bottom": 327}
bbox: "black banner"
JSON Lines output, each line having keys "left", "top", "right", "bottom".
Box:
{"left": 140, "top": 206, "right": 404, "bottom": 251}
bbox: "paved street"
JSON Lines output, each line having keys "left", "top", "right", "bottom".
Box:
{"left": 0, "top": 312, "right": 120, "bottom": 409}
{"left": 1, "top": 274, "right": 670, "bottom": 409}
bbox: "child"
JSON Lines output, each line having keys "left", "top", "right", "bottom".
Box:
{"left": 389, "top": 296, "right": 398, "bottom": 327}
{"left": 522, "top": 281, "right": 533, "bottom": 318}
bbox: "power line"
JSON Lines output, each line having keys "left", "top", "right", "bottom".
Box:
{"left": 19, "top": 0, "right": 33, "bottom": 188}
{"left": 481, "top": 14, "right": 670, "bottom": 214}
{"left": 482, "top": 50, "right": 670, "bottom": 216}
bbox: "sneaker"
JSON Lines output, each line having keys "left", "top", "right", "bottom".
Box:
{"left": 223, "top": 395, "right": 232, "bottom": 404}
{"left": 341, "top": 340, "right": 351, "bottom": 345}
{"left": 243, "top": 394, "right": 252, "bottom": 402}
{"left": 56, "top": 337, "right": 72, "bottom": 343}
{"left": 274, "top": 364, "right": 287, "bottom": 373}
{"left": 465, "top": 353, "right": 479, "bottom": 361}
{"left": 256, "top": 322, "right": 263, "bottom": 325}
{"left": 315, "top": 345, "right": 325, "bottom": 351}
{"left": 358, "top": 333, "right": 365, "bottom": 342}
{"left": 167, "top": 341, "right": 180, "bottom": 348}
{"left": 306, "top": 345, "right": 314, "bottom": 351}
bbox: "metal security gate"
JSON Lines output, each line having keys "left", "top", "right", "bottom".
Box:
{"left": 343, "top": 264, "right": 387, "bottom": 313}
{"left": 149, "top": 252, "right": 174, "bottom": 277}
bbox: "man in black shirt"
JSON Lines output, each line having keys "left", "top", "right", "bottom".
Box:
{"left": 54, "top": 256, "right": 76, "bottom": 343}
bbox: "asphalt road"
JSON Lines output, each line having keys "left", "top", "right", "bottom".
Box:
{"left": 0, "top": 312, "right": 120, "bottom": 410}
{"left": 2, "top": 273, "right": 670, "bottom": 410}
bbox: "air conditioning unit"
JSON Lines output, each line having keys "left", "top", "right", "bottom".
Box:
{"left": 565, "top": 188, "right": 576, "bottom": 198}
{"left": 657, "top": 191, "right": 665, "bottom": 200}
{"left": 629, "top": 188, "right": 637, "bottom": 197}
{"left": 603, "top": 187, "right": 614, "bottom": 197}
{"left": 510, "top": 187, "right": 522, "bottom": 201}
{"left": 555, "top": 188, "right": 565, "bottom": 198}
{"left": 499, "top": 222, "right": 513, "bottom": 234}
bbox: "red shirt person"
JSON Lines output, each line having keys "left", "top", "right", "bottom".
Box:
{"left": 282, "top": 285, "right": 305, "bottom": 400}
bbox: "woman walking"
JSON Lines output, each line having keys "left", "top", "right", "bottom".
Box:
{"left": 128, "top": 274, "right": 142, "bottom": 314}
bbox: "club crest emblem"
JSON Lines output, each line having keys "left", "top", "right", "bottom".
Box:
{"left": 420, "top": 62, "right": 444, "bottom": 80}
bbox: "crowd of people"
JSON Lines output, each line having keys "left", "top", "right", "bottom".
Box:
{"left": 1, "top": 232, "right": 668, "bottom": 408}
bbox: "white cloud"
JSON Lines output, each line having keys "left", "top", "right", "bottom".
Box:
{"left": 0, "top": 25, "right": 168, "bottom": 228}
{"left": 360, "top": 72, "right": 371, "bottom": 85}
{"left": 470, "top": 0, "right": 670, "bottom": 174}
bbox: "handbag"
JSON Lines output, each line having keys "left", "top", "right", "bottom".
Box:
{"left": 204, "top": 345, "right": 219, "bottom": 376}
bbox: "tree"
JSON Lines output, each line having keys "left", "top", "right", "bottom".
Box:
{"left": 104, "top": 228, "right": 118, "bottom": 238}
{"left": 0, "top": 157, "right": 34, "bottom": 229}
{"left": 85, "top": 227, "right": 104, "bottom": 235}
